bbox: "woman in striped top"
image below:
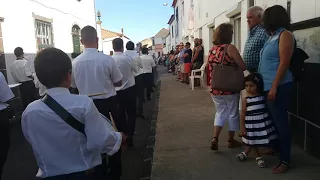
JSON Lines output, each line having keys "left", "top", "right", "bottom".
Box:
{"left": 237, "top": 73, "right": 277, "bottom": 168}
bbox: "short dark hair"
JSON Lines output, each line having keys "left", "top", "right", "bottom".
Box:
{"left": 170, "top": 50, "right": 174, "bottom": 55}
{"left": 245, "top": 73, "right": 264, "bottom": 95}
{"left": 81, "top": 26, "right": 97, "bottom": 44}
{"left": 126, "top": 41, "right": 135, "bottom": 50}
{"left": 112, "top": 38, "right": 123, "bottom": 51}
{"left": 34, "top": 48, "right": 72, "bottom": 88}
{"left": 262, "top": 5, "right": 290, "bottom": 34}
{"left": 14, "top": 47, "right": 24, "bottom": 58}
{"left": 185, "top": 42, "right": 191, "bottom": 46}
{"left": 141, "top": 47, "right": 148, "bottom": 54}
{"left": 213, "top": 23, "right": 233, "bottom": 45}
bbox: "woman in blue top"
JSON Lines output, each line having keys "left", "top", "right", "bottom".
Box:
{"left": 259, "top": 5, "right": 294, "bottom": 174}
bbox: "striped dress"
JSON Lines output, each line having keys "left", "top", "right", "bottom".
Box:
{"left": 242, "top": 95, "right": 277, "bottom": 146}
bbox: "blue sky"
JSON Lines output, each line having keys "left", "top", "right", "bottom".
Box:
{"left": 95, "top": 0, "right": 173, "bottom": 43}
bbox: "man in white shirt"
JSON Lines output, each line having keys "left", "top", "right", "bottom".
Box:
{"left": 10, "top": 47, "right": 38, "bottom": 109}
{"left": 0, "top": 72, "right": 14, "bottom": 179}
{"left": 22, "top": 48, "right": 125, "bottom": 179}
{"left": 124, "top": 41, "right": 145, "bottom": 118}
{"left": 140, "top": 47, "right": 156, "bottom": 101}
{"left": 71, "top": 26, "right": 124, "bottom": 180}
{"left": 112, "top": 38, "right": 137, "bottom": 147}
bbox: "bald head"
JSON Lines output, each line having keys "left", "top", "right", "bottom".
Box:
{"left": 80, "top": 25, "right": 98, "bottom": 46}
{"left": 247, "top": 6, "right": 264, "bottom": 29}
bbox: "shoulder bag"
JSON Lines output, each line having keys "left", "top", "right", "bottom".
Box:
{"left": 211, "top": 45, "right": 245, "bottom": 92}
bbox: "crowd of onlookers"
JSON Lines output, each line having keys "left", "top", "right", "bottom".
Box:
{"left": 161, "top": 5, "right": 296, "bottom": 174}
{"left": 162, "top": 38, "right": 204, "bottom": 86}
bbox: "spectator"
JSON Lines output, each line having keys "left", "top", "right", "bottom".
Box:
{"left": 182, "top": 42, "right": 192, "bottom": 84}
{"left": 259, "top": 5, "right": 294, "bottom": 174}
{"left": 208, "top": 23, "right": 246, "bottom": 151}
{"left": 243, "top": 6, "right": 269, "bottom": 73}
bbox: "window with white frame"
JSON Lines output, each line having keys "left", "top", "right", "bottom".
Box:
{"left": 233, "top": 15, "right": 242, "bottom": 51}
{"left": 35, "top": 20, "right": 53, "bottom": 50}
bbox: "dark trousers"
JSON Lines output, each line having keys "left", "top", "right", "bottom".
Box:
{"left": 19, "top": 80, "right": 38, "bottom": 109}
{"left": 143, "top": 73, "right": 153, "bottom": 100}
{"left": 117, "top": 86, "right": 137, "bottom": 138}
{"left": 266, "top": 82, "right": 292, "bottom": 164}
{"left": 93, "top": 96, "right": 124, "bottom": 180}
{"left": 0, "top": 109, "right": 10, "bottom": 180}
{"left": 135, "top": 74, "right": 145, "bottom": 114}
{"left": 43, "top": 165, "right": 104, "bottom": 180}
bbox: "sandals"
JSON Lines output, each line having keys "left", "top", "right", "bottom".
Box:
{"left": 236, "top": 152, "right": 247, "bottom": 161}
{"left": 211, "top": 137, "right": 218, "bottom": 150}
{"left": 272, "top": 161, "right": 289, "bottom": 174}
{"left": 228, "top": 139, "right": 242, "bottom": 148}
{"left": 256, "top": 157, "right": 267, "bottom": 168}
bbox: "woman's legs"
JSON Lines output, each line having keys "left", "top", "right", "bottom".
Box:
{"left": 227, "top": 94, "right": 241, "bottom": 147}
{"left": 211, "top": 94, "right": 240, "bottom": 149}
{"left": 267, "top": 83, "right": 292, "bottom": 173}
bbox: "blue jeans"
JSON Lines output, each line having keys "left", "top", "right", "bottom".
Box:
{"left": 265, "top": 82, "right": 292, "bottom": 164}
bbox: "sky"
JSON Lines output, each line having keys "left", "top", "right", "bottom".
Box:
{"left": 95, "top": 0, "right": 174, "bottom": 43}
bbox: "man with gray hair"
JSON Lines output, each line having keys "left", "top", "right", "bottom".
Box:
{"left": 243, "top": 6, "right": 269, "bottom": 73}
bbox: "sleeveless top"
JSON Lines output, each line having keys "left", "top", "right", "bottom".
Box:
{"left": 208, "top": 44, "right": 238, "bottom": 95}
{"left": 194, "top": 45, "right": 204, "bottom": 63}
{"left": 258, "top": 28, "right": 293, "bottom": 91}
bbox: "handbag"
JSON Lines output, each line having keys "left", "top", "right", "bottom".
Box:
{"left": 42, "top": 94, "right": 86, "bottom": 135}
{"left": 211, "top": 45, "right": 245, "bottom": 92}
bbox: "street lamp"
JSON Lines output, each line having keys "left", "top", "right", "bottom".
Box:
{"left": 163, "top": 2, "right": 168, "bottom": 6}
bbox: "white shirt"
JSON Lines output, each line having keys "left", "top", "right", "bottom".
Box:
{"left": 112, "top": 52, "right": 136, "bottom": 91}
{"left": 0, "top": 72, "right": 14, "bottom": 111}
{"left": 21, "top": 88, "right": 122, "bottom": 178}
{"left": 25, "top": 54, "right": 36, "bottom": 73}
{"left": 124, "top": 50, "right": 143, "bottom": 76}
{"left": 140, "top": 54, "right": 156, "bottom": 74}
{"left": 33, "top": 73, "right": 46, "bottom": 96}
{"left": 10, "top": 59, "right": 33, "bottom": 83}
{"left": 71, "top": 48, "right": 123, "bottom": 99}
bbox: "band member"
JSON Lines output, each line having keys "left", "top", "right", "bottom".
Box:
{"left": 71, "top": 26, "right": 124, "bottom": 180}
{"left": 10, "top": 47, "right": 38, "bottom": 109}
{"left": 0, "top": 72, "right": 14, "bottom": 180}
{"left": 140, "top": 48, "right": 156, "bottom": 101}
{"left": 22, "top": 48, "right": 125, "bottom": 180}
{"left": 113, "top": 39, "right": 138, "bottom": 147}
{"left": 124, "top": 41, "right": 145, "bottom": 118}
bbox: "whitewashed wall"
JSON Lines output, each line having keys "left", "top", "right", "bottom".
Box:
{"left": 0, "top": 0, "right": 96, "bottom": 84}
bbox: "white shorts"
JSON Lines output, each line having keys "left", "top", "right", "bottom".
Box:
{"left": 211, "top": 94, "right": 240, "bottom": 131}
{"left": 180, "top": 63, "right": 185, "bottom": 73}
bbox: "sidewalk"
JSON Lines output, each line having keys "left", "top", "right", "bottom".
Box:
{"left": 151, "top": 74, "right": 320, "bottom": 180}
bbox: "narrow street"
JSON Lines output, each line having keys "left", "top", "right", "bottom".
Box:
{"left": 2, "top": 65, "right": 167, "bottom": 180}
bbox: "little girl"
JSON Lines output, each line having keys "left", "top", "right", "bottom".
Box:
{"left": 237, "top": 73, "right": 277, "bottom": 168}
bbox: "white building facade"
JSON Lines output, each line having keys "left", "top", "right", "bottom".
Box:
{"left": 0, "top": 0, "right": 97, "bottom": 84}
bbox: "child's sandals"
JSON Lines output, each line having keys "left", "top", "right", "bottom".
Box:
{"left": 237, "top": 153, "right": 267, "bottom": 168}
{"left": 256, "top": 157, "right": 267, "bottom": 168}
{"left": 236, "top": 152, "right": 247, "bottom": 161}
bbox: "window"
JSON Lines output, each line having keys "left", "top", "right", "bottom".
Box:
{"left": 233, "top": 15, "right": 242, "bottom": 51}
{"left": 171, "top": 26, "right": 174, "bottom": 38}
{"left": 35, "top": 20, "right": 53, "bottom": 50}
{"left": 182, "top": 1, "right": 184, "bottom": 16}
{"left": 72, "top": 25, "right": 81, "bottom": 53}
{"left": 287, "top": 0, "right": 291, "bottom": 19}
{"left": 249, "top": 0, "right": 254, "bottom": 7}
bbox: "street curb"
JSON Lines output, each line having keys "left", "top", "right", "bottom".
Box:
{"left": 140, "top": 80, "right": 161, "bottom": 180}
